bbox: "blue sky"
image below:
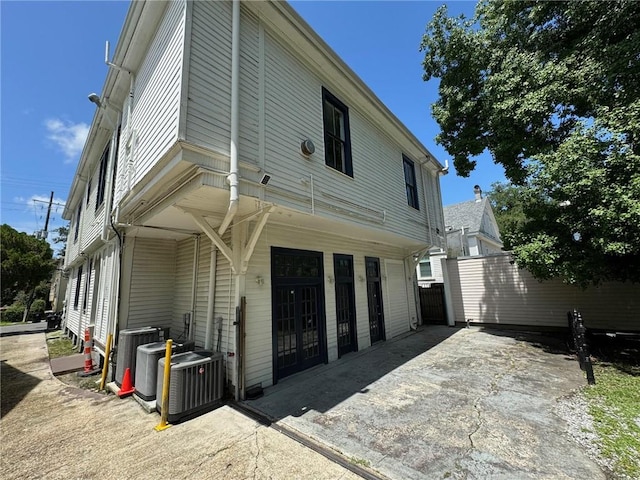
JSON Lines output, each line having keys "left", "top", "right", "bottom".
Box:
{"left": 1, "top": 0, "right": 505, "bottom": 249}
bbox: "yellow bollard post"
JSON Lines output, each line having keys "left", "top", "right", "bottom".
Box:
{"left": 99, "top": 333, "right": 113, "bottom": 391}
{"left": 154, "top": 339, "right": 173, "bottom": 431}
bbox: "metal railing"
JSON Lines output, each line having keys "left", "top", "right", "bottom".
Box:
{"left": 567, "top": 309, "right": 595, "bottom": 385}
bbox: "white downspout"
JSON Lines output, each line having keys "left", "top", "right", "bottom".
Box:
{"left": 126, "top": 76, "right": 135, "bottom": 194}
{"left": 190, "top": 235, "right": 200, "bottom": 342}
{"left": 218, "top": 0, "right": 241, "bottom": 237}
{"left": 101, "top": 113, "right": 121, "bottom": 242}
{"left": 204, "top": 245, "right": 217, "bottom": 350}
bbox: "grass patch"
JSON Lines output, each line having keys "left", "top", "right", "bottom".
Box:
{"left": 349, "top": 456, "right": 371, "bottom": 468}
{"left": 47, "top": 337, "right": 76, "bottom": 359}
{"left": 584, "top": 361, "right": 640, "bottom": 479}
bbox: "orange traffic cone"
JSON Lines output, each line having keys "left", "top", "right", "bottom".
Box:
{"left": 117, "top": 367, "right": 135, "bottom": 397}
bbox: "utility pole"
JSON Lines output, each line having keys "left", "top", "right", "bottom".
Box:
{"left": 43, "top": 191, "right": 54, "bottom": 239}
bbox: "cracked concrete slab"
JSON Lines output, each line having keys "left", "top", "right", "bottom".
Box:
{"left": 0, "top": 332, "right": 361, "bottom": 480}
{"left": 246, "top": 326, "right": 605, "bottom": 480}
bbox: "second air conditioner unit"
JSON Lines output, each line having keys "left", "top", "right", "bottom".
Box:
{"left": 135, "top": 340, "right": 195, "bottom": 401}
{"left": 157, "top": 350, "right": 224, "bottom": 423}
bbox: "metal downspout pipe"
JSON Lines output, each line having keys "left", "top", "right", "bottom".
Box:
{"left": 218, "top": 0, "right": 241, "bottom": 237}
{"left": 190, "top": 235, "right": 200, "bottom": 342}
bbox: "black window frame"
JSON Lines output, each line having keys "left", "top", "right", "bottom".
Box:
{"left": 86, "top": 179, "right": 92, "bottom": 206}
{"left": 322, "top": 87, "right": 353, "bottom": 177}
{"left": 73, "top": 203, "right": 82, "bottom": 243}
{"left": 73, "top": 266, "right": 83, "bottom": 310}
{"left": 403, "top": 155, "right": 419, "bottom": 210}
{"left": 95, "top": 143, "right": 110, "bottom": 211}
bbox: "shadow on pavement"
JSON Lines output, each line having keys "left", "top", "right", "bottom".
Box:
{"left": 245, "top": 325, "right": 459, "bottom": 421}
{"left": 0, "top": 360, "right": 42, "bottom": 418}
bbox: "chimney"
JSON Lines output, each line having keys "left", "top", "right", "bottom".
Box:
{"left": 474, "top": 185, "right": 482, "bottom": 202}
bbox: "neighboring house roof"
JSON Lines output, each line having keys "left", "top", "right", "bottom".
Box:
{"left": 444, "top": 198, "right": 489, "bottom": 234}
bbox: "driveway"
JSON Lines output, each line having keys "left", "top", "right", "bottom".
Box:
{"left": 245, "top": 326, "right": 605, "bottom": 480}
{"left": 0, "top": 332, "right": 359, "bottom": 480}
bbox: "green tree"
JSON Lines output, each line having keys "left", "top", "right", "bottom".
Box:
{"left": 52, "top": 224, "right": 69, "bottom": 258}
{"left": 486, "top": 181, "right": 527, "bottom": 251}
{"left": 421, "top": 1, "right": 640, "bottom": 286}
{"left": 1, "top": 224, "right": 56, "bottom": 318}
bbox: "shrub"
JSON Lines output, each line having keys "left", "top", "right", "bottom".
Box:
{"left": 31, "top": 299, "right": 46, "bottom": 314}
{"left": 1, "top": 304, "right": 24, "bottom": 323}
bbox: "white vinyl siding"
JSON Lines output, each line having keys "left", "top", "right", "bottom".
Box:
{"left": 185, "top": 0, "right": 232, "bottom": 155}
{"left": 173, "top": 238, "right": 194, "bottom": 341}
{"left": 445, "top": 254, "right": 640, "bottom": 331}
{"left": 94, "top": 244, "right": 117, "bottom": 344}
{"left": 384, "top": 260, "right": 411, "bottom": 339}
{"left": 260, "top": 30, "right": 429, "bottom": 243}
{"left": 65, "top": 266, "right": 83, "bottom": 337}
{"left": 131, "top": 0, "right": 184, "bottom": 184}
{"left": 193, "top": 239, "right": 211, "bottom": 347}
{"left": 243, "top": 223, "right": 417, "bottom": 390}
{"left": 126, "top": 238, "right": 176, "bottom": 331}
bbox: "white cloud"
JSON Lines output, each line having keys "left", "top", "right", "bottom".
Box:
{"left": 45, "top": 118, "right": 89, "bottom": 163}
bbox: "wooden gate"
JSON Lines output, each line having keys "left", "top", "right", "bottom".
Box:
{"left": 419, "top": 284, "right": 447, "bottom": 325}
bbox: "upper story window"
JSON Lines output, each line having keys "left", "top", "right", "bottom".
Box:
{"left": 419, "top": 260, "right": 432, "bottom": 278}
{"left": 86, "top": 179, "right": 92, "bottom": 205}
{"left": 95, "top": 143, "right": 110, "bottom": 211}
{"left": 322, "top": 87, "right": 353, "bottom": 177}
{"left": 73, "top": 203, "right": 82, "bottom": 243}
{"left": 403, "top": 155, "right": 419, "bottom": 210}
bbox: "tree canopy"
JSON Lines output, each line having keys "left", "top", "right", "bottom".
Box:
{"left": 1, "top": 224, "right": 56, "bottom": 306}
{"left": 422, "top": 1, "right": 640, "bottom": 286}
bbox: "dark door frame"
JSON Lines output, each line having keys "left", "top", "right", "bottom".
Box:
{"left": 271, "top": 247, "right": 327, "bottom": 384}
{"left": 334, "top": 253, "right": 357, "bottom": 358}
{"left": 365, "top": 256, "right": 386, "bottom": 344}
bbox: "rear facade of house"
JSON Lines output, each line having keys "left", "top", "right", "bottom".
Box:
{"left": 62, "top": 0, "right": 446, "bottom": 397}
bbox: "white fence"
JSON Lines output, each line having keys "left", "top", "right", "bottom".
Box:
{"left": 442, "top": 254, "right": 640, "bottom": 331}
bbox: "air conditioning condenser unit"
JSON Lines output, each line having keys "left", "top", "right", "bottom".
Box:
{"left": 157, "top": 350, "right": 224, "bottom": 423}
{"left": 115, "top": 326, "right": 161, "bottom": 387}
{"left": 135, "top": 340, "right": 195, "bottom": 401}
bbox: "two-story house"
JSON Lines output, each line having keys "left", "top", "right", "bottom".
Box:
{"left": 62, "top": 0, "right": 446, "bottom": 399}
{"left": 418, "top": 186, "right": 502, "bottom": 286}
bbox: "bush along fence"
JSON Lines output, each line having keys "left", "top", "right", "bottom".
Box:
{"left": 568, "top": 309, "right": 596, "bottom": 385}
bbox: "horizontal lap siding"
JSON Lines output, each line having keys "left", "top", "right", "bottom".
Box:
{"left": 194, "top": 240, "right": 211, "bottom": 347}
{"left": 384, "top": 260, "right": 411, "bottom": 339}
{"left": 94, "top": 244, "right": 116, "bottom": 344}
{"left": 127, "top": 238, "right": 176, "bottom": 331}
{"left": 238, "top": 9, "right": 259, "bottom": 167}
{"left": 447, "top": 255, "right": 640, "bottom": 330}
{"left": 214, "top": 233, "right": 234, "bottom": 383}
{"left": 243, "top": 223, "right": 416, "bottom": 389}
{"left": 66, "top": 267, "right": 83, "bottom": 337}
{"left": 173, "top": 238, "right": 194, "bottom": 341}
{"left": 132, "top": 0, "right": 184, "bottom": 184}
{"left": 263, "top": 31, "right": 322, "bottom": 209}
{"left": 262, "top": 31, "right": 428, "bottom": 241}
{"left": 186, "top": 0, "right": 232, "bottom": 155}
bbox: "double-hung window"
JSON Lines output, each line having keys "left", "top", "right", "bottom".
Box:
{"left": 73, "top": 203, "right": 82, "bottom": 242}
{"left": 95, "top": 144, "right": 110, "bottom": 210}
{"left": 73, "top": 266, "right": 83, "bottom": 310}
{"left": 419, "top": 260, "right": 432, "bottom": 278}
{"left": 322, "top": 88, "right": 353, "bottom": 177}
{"left": 403, "top": 155, "right": 419, "bottom": 210}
